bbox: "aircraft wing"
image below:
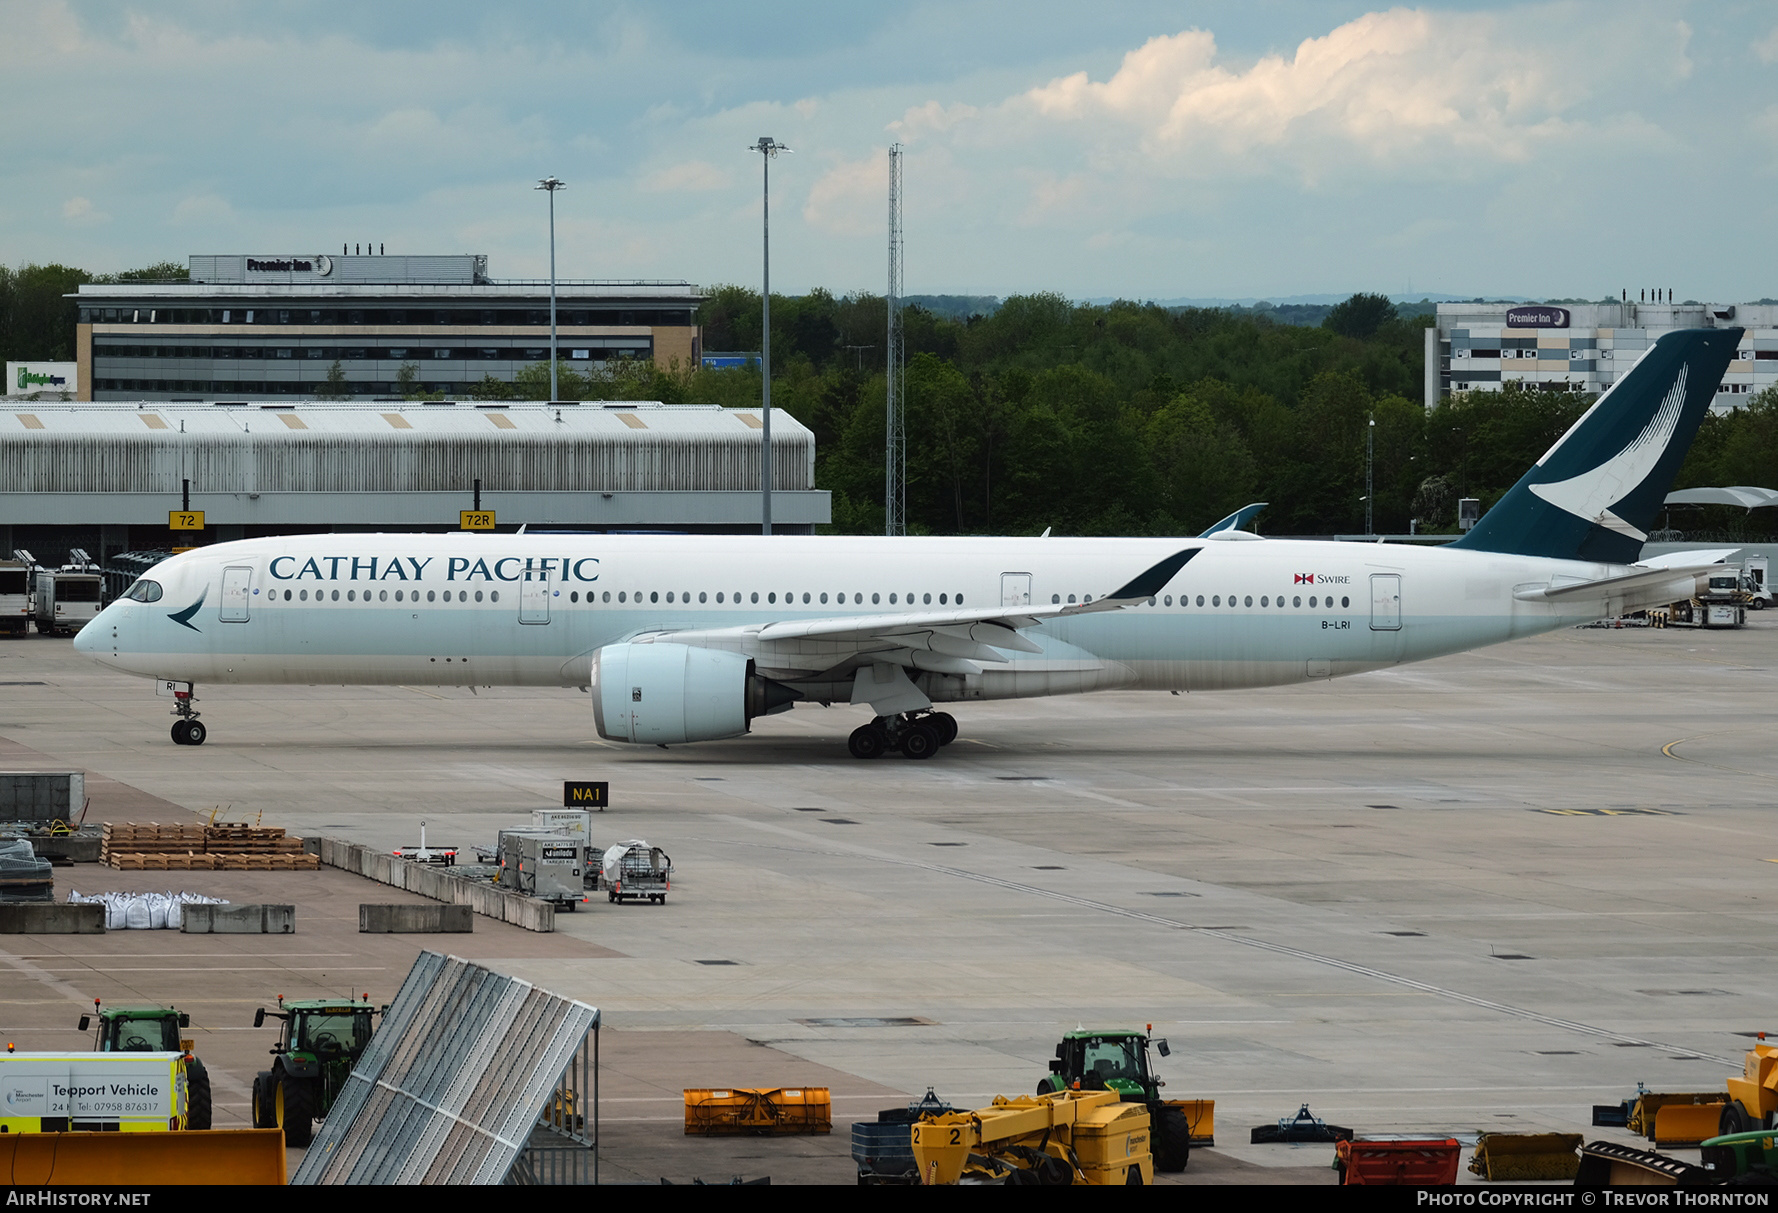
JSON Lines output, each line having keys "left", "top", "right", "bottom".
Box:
{"left": 633, "top": 547, "right": 1200, "bottom": 679}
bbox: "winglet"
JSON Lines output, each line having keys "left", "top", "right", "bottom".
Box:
{"left": 1103, "top": 548, "right": 1200, "bottom": 603}
{"left": 1199, "top": 503, "right": 1267, "bottom": 537}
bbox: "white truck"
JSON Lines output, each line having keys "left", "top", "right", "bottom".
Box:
{"left": 0, "top": 1051, "right": 191, "bottom": 1133}
{"left": 34, "top": 562, "right": 103, "bottom": 635}
{"left": 0, "top": 560, "right": 30, "bottom": 636}
{"left": 1743, "top": 555, "right": 1772, "bottom": 610}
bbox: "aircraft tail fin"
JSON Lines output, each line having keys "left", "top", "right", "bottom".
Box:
{"left": 1199, "top": 502, "right": 1267, "bottom": 537}
{"left": 1450, "top": 327, "right": 1742, "bottom": 563}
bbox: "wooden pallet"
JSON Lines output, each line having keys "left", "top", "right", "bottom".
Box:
{"left": 104, "top": 850, "right": 317, "bottom": 871}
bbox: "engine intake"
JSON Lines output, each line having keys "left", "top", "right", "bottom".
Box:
{"left": 590, "top": 643, "right": 798, "bottom": 744}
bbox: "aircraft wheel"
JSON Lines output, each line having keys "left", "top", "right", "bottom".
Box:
{"left": 928, "top": 712, "right": 958, "bottom": 746}
{"left": 901, "top": 723, "right": 941, "bottom": 760}
{"left": 185, "top": 720, "right": 207, "bottom": 746}
{"left": 848, "top": 724, "right": 887, "bottom": 759}
{"left": 171, "top": 720, "right": 192, "bottom": 745}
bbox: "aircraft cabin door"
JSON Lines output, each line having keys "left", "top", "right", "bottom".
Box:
{"left": 1001, "top": 572, "right": 1032, "bottom": 608}
{"left": 520, "top": 568, "right": 551, "bottom": 625}
{"left": 220, "top": 566, "right": 252, "bottom": 623}
{"left": 1369, "top": 573, "right": 1401, "bottom": 631}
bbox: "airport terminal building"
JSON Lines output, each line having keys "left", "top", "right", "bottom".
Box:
{"left": 0, "top": 401, "right": 829, "bottom": 569}
{"left": 1424, "top": 300, "right": 1778, "bottom": 410}
{"left": 71, "top": 253, "right": 706, "bottom": 402}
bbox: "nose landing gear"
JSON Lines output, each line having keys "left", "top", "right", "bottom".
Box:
{"left": 847, "top": 710, "right": 958, "bottom": 760}
{"left": 170, "top": 687, "right": 206, "bottom": 746}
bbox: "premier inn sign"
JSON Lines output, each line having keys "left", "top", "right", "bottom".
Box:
{"left": 245, "top": 255, "right": 333, "bottom": 276}
{"left": 1505, "top": 305, "right": 1570, "bottom": 328}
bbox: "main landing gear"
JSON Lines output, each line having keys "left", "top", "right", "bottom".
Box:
{"left": 848, "top": 711, "right": 958, "bottom": 760}
{"left": 170, "top": 686, "right": 206, "bottom": 746}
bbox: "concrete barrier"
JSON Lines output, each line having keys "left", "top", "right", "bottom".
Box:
{"left": 0, "top": 903, "right": 104, "bottom": 934}
{"left": 312, "top": 837, "right": 555, "bottom": 932}
{"left": 181, "top": 903, "right": 295, "bottom": 934}
{"left": 359, "top": 903, "right": 474, "bottom": 933}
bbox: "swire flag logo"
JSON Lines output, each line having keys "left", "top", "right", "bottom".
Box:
{"left": 1294, "top": 573, "right": 1315, "bottom": 584}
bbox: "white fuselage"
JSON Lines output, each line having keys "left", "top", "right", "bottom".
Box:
{"left": 77, "top": 533, "right": 1668, "bottom": 705}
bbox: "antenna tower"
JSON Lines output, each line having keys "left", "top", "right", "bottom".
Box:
{"left": 885, "top": 143, "right": 906, "bottom": 537}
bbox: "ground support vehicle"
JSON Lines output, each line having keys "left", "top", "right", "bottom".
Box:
{"left": 249, "top": 994, "right": 381, "bottom": 1147}
{"left": 0, "top": 1052, "right": 192, "bottom": 1132}
{"left": 853, "top": 1089, "right": 952, "bottom": 1184}
{"left": 1036, "top": 1027, "right": 1194, "bottom": 1171}
{"left": 911, "top": 1089, "right": 1152, "bottom": 1185}
{"left": 601, "top": 840, "right": 672, "bottom": 904}
{"left": 76, "top": 999, "right": 210, "bottom": 1129}
{"left": 34, "top": 561, "right": 102, "bottom": 635}
{"left": 1719, "top": 1039, "right": 1778, "bottom": 1135}
{"left": 0, "top": 559, "right": 31, "bottom": 636}
{"left": 498, "top": 828, "right": 589, "bottom": 910}
{"left": 1744, "top": 556, "right": 1772, "bottom": 609}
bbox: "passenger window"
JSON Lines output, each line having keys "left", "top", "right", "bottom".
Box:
{"left": 872, "top": 593, "right": 880, "bottom": 604}
{"left": 1052, "top": 594, "right": 1060, "bottom": 604}
{"left": 1260, "top": 596, "right": 1267, "bottom": 607}
{"left": 923, "top": 593, "right": 931, "bottom": 604}
{"left": 1341, "top": 596, "right": 1350, "bottom": 608}
{"left": 890, "top": 594, "right": 898, "bottom": 604}
{"left": 427, "top": 590, "right": 436, "bottom": 602}
{"left": 820, "top": 592, "right": 828, "bottom": 604}
{"left": 666, "top": 592, "right": 674, "bottom": 603}
{"left": 476, "top": 591, "right": 484, "bottom": 602}
{"left": 751, "top": 592, "right": 759, "bottom": 603}
{"left": 650, "top": 592, "right": 658, "bottom": 603}
{"left": 802, "top": 592, "right": 811, "bottom": 604}
{"left": 1293, "top": 596, "right": 1301, "bottom": 607}
{"left": 1068, "top": 594, "right": 1077, "bottom": 604}
{"left": 300, "top": 589, "right": 309, "bottom": 601}
{"left": 1211, "top": 596, "right": 1219, "bottom": 606}
{"left": 603, "top": 592, "right": 611, "bottom": 603}
{"left": 768, "top": 592, "right": 776, "bottom": 603}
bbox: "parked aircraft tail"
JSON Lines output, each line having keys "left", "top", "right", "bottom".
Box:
{"left": 1451, "top": 327, "right": 1743, "bottom": 563}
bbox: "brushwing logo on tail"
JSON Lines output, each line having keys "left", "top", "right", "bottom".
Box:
{"left": 1527, "top": 366, "right": 1688, "bottom": 543}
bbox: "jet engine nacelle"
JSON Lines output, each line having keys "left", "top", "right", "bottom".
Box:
{"left": 590, "top": 642, "right": 796, "bottom": 744}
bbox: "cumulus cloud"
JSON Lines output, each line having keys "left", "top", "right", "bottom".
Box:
{"left": 640, "top": 161, "right": 733, "bottom": 192}
{"left": 803, "top": 153, "right": 885, "bottom": 235}
{"left": 1757, "top": 26, "right": 1778, "bottom": 65}
{"left": 61, "top": 196, "right": 109, "bottom": 225}
{"left": 1017, "top": 9, "right": 1688, "bottom": 174}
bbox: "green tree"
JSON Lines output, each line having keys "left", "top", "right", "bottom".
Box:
{"left": 1323, "top": 293, "right": 1398, "bottom": 340}
{"left": 316, "top": 359, "right": 349, "bottom": 401}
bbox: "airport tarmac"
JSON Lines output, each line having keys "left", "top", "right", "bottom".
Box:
{"left": 4, "top": 618, "right": 1777, "bottom": 1184}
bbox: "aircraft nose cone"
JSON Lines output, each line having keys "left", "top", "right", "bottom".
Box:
{"left": 71, "top": 620, "right": 96, "bottom": 653}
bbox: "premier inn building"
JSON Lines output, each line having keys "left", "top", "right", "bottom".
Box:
{"left": 1425, "top": 299, "right": 1778, "bottom": 411}
{"left": 71, "top": 253, "right": 705, "bottom": 401}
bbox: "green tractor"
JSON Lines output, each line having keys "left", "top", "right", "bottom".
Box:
{"left": 76, "top": 998, "right": 212, "bottom": 1130}
{"left": 250, "top": 994, "right": 381, "bottom": 1148}
{"left": 1038, "top": 1027, "right": 1191, "bottom": 1172}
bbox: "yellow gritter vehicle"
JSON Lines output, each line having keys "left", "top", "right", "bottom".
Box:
{"left": 1721, "top": 1037, "right": 1778, "bottom": 1135}
{"left": 911, "top": 1089, "right": 1153, "bottom": 1185}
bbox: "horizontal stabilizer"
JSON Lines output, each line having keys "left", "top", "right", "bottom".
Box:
{"left": 1513, "top": 563, "right": 1724, "bottom": 603}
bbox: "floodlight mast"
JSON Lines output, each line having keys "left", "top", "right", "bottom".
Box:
{"left": 535, "top": 176, "right": 566, "bottom": 403}
{"left": 749, "top": 137, "right": 790, "bottom": 534}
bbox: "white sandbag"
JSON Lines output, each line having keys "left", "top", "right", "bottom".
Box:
{"left": 123, "top": 895, "right": 152, "bottom": 930}
{"left": 106, "top": 897, "right": 130, "bottom": 930}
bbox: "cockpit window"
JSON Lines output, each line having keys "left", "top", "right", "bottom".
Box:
{"left": 122, "top": 579, "right": 163, "bottom": 603}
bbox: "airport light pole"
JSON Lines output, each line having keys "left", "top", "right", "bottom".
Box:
{"left": 535, "top": 176, "right": 565, "bottom": 402}
{"left": 749, "top": 137, "right": 790, "bottom": 535}
{"left": 1366, "top": 415, "right": 1375, "bottom": 537}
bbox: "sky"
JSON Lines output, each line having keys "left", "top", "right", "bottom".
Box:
{"left": 3, "top": 0, "right": 1776, "bottom": 302}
